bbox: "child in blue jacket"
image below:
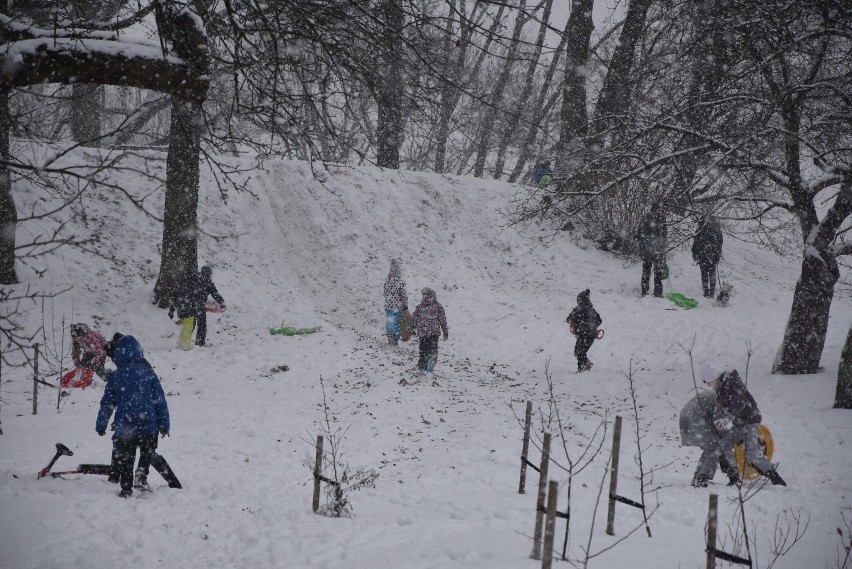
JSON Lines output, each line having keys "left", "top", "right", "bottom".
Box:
{"left": 96, "top": 336, "right": 170, "bottom": 497}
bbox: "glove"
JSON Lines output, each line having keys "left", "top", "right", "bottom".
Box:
{"left": 168, "top": 308, "right": 174, "bottom": 319}
{"left": 714, "top": 418, "right": 733, "bottom": 432}
{"left": 219, "top": 304, "right": 226, "bottom": 311}
{"left": 97, "top": 431, "right": 105, "bottom": 437}
{"left": 160, "top": 429, "right": 169, "bottom": 438}
{"left": 443, "top": 332, "right": 449, "bottom": 341}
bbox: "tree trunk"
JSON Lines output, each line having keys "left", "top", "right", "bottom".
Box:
{"left": 0, "top": 88, "right": 15, "bottom": 284}
{"left": 507, "top": 29, "right": 569, "bottom": 183}
{"left": 153, "top": 97, "right": 201, "bottom": 307}
{"left": 835, "top": 325, "right": 852, "bottom": 409}
{"left": 555, "top": 0, "right": 595, "bottom": 173}
{"left": 375, "top": 0, "right": 404, "bottom": 169}
{"left": 473, "top": 0, "right": 528, "bottom": 178}
{"left": 593, "top": 0, "right": 651, "bottom": 127}
{"left": 773, "top": 251, "right": 839, "bottom": 374}
{"left": 70, "top": 83, "right": 102, "bottom": 147}
{"left": 493, "top": 0, "right": 553, "bottom": 179}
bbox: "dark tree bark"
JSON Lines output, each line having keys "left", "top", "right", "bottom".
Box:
{"left": 593, "top": 0, "right": 651, "bottom": 126}
{"left": 153, "top": 97, "right": 202, "bottom": 307}
{"left": 555, "top": 0, "right": 595, "bottom": 172}
{"left": 0, "top": 88, "right": 14, "bottom": 284}
{"left": 773, "top": 251, "right": 839, "bottom": 374}
{"left": 835, "top": 325, "right": 852, "bottom": 408}
{"left": 70, "top": 84, "right": 102, "bottom": 147}
{"left": 375, "top": 0, "right": 405, "bottom": 169}
{"left": 0, "top": 37, "right": 207, "bottom": 102}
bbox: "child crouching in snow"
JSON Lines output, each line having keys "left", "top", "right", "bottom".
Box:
{"left": 411, "top": 287, "right": 448, "bottom": 374}
{"left": 566, "top": 289, "right": 602, "bottom": 372}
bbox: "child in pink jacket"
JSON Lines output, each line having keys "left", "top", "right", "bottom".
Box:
{"left": 411, "top": 287, "right": 448, "bottom": 373}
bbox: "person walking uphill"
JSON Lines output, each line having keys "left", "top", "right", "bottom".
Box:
{"left": 636, "top": 202, "right": 667, "bottom": 298}
{"left": 692, "top": 215, "right": 723, "bottom": 298}
{"left": 168, "top": 266, "right": 225, "bottom": 350}
{"left": 95, "top": 335, "right": 170, "bottom": 498}
{"left": 411, "top": 287, "right": 448, "bottom": 374}
{"left": 383, "top": 259, "right": 408, "bottom": 345}
{"left": 704, "top": 365, "right": 787, "bottom": 486}
{"left": 566, "top": 289, "right": 602, "bottom": 372}
{"left": 194, "top": 265, "right": 225, "bottom": 347}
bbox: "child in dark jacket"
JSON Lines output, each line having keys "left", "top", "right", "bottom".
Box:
{"left": 566, "top": 289, "right": 602, "bottom": 372}
{"left": 96, "top": 335, "right": 170, "bottom": 497}
{"left": 411, "top": 287, "right": 448, "bottom": 374}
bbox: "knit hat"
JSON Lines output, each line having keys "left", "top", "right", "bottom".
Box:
{"left": 389, "top": 258, "right": 401, "bottom": 277}
{"left": 701, "top": 362, "right": 722, "bottom": 385}
{"left": 577, "top": 289, "right": 591, "bottom": 303}
{"left": 421, "top": 287, "right": 436, "bottom": 299}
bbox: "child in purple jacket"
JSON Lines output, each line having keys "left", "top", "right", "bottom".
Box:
{"left": 411, "top": 287, "right": 448, "bottom": 374}
{"left": 705, "top": 367, "right": 787, "bottom": 486}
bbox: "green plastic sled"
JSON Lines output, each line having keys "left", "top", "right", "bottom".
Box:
{"left": 665, "top": 292, "right": 699, "bottom": 309}
{"left": 269, "top": 323, "right": 322, "bottom": 336}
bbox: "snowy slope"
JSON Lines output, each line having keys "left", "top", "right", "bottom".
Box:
{"left": 1, "top": 148, "right": 850, "bottom": 569}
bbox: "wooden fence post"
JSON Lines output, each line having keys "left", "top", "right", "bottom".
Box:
{"left": 31, "top": 343, "right": 39, "bottom": 415}
{"left": 519, "top": 400, "right": 533, "bottom": 494}
{"left": 312, "top": 435, "right": 324, "bottom": 513}
{"left": 706, "top": 494, "right": 718, "bottom": 569}
{"left": 542, "top": 480, "right": 558, "bottom": 569}
{"left": 531, "top": 432, "right": 551, "bottom": 560}
{"left": 605, "top": 415, "right": 623, "bottom": 536}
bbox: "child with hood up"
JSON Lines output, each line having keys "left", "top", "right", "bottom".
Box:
{"left": 566, "top": 289, "right": 602, "bottom": 372}
{"left": 96, "top": 335, "right": 170, "bottom": 497}
{"left": 383, "top": 259, "right": 408, "bottom": 345}
{"left": 411, "top": 287, "right": 448, "bottom": 374}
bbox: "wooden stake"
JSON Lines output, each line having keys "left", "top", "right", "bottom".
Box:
{"left": 542, "top": 480, "right": 558, "bottom": 569}
{"left": 531, "top": 432, "right": 551, "bottom": 560}
{"left": 312, "top": 435, "right": 324, "bottom": 513}
{"left": 606, "top": 415, "right": 623, "bottom": 536}
{"left": 519, "top": 400, "right": 533, "bottom": 494}
{"left": 706, "top": 494, "right": 718, "bottom": 569}
{"left": 31, "top": 343, "right": 39, "bottom": 416}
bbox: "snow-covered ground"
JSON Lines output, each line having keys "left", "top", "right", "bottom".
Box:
{"left": 1, "top": 149, "right": 850, "bottom": 569}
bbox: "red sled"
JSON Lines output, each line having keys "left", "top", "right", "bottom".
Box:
{"left": 399, "top": 309, "right": 413, "bottom": 342}
{"left": 207, "top": 306, "right": 225, "bottom": 313}
{"left": 568, "top": 321, "right": 605, "bottom": 339}
{"left": 60, "top": 368, "right": 94, "bottom": 389}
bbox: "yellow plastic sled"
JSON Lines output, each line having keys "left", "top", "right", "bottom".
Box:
{"left": 735, "top": 424, "right": 774, "bottom": 481}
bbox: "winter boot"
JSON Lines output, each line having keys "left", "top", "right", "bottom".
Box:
{"left": 763, "top": 468, "right": 787, "bottom": 486}
{"left": 719, "top": 456, "right": 741, "bottom": 486}
{"left": 119, "top": 488, "right": 133, "bottom": 498}
{"left": 134, "top": 470, "right": 151, "bottom": 492}
{"left": 691, "top": 473, "right": 709, "bottom": 488}
{"left": 387, "top": 333, "right": 398, "bottom": 346}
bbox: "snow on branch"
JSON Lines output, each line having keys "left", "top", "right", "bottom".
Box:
{"left": 0, "top": 1, "right": 210, "bottom": 102}
{"left": 0, "top": 37, "right": 206, "bottom": 101}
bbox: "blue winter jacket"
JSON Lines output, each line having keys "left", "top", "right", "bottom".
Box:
{"left": 96, "top": 336, "right": 169, "bottom": 438}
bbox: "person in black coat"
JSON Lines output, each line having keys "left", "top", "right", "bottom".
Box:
{"left": 168, "top": 266, "right": 226, "bottom": 347}
{"left": 692, "top": 216, "right": 723, "bottom": 298}
{"left": 566, "top": 289, "right": 602, "bottom": 372}
{"left": 193, "top": 265, "right": 225, "bottom": 346}
{"left": 636, "top": 202, "right": 667, "bottom": 298}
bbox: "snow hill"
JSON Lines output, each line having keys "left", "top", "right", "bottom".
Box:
{"left": 1, "top": 149, "right": 850, "bottom": 569}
